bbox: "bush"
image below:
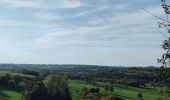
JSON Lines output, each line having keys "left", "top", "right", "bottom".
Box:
{"left": 95, "top": 88, "right": 100, "bottom": 93}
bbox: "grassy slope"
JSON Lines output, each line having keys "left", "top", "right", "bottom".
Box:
{"left": 0, "top": 86, "right": 21, "bottom": 100}
{"left": 0, "top": 70, "right": 34, "bottom": 77}
{"left": 0, "top": 70, "right": 34, "bottom": 100}
{"left": 68, "top": 80, "right": 170, "bottom": 100}
{"left": 69, "top": 80, "right": 100, "bottom": 100}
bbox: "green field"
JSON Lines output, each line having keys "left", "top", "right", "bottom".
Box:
{"left": 0, "top": 70, "right": 34, "bottom": 78}
{"left": 0, "top": 79, "right": 170, "bottom": 100}
{"left": 0, "top": 86, "right": 21, "bottom": 100}
{"left": 0, "top": 69, "right": 169, "bottom": 100}
{"left": 0, "top": 70, "right": 32, "bottom": 100}
{"left": 68, "top": 80, "right": 170, "bottom": 100}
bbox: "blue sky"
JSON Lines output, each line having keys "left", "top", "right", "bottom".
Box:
{"left": 0, "top": 0, "right": 167, "bottom": 66}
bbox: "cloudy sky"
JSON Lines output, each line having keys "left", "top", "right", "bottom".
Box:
{"left": 0, "top": 0, "right": 167, "bottom": 66}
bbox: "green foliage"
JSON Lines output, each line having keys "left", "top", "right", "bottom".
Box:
{"left": 137, "top": 93, "right": 143, "bottom": 100}
{"left": 20, "top": 69, "right": 39, "bottom": 76}
{"left": 110, "top": 85, "right": 114, "bottom": 92}
{"left": 20, "top": 75, "right": 72, "bottom": 100}
{"left": 43, "top": 75, "right": 68, "bottom": 95}
{"left": 89, "top": 87, "right": 100, "bottom": 94}
{"left": 95, "top": 88, "right": 100, "bottom": 93}
{"left": 105, "top": 85, "right": 109, "bottom": 91}
{"left": 89, "top": 88, "right": 96, "bottom": 93}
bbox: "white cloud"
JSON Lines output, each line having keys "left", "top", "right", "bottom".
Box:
{"left": 3, "top": 0, "right": 82, "bottom": 9}
{"left": 33, "top": 26, "right": 111, "bottom": 48}
{"left": 55, "top": 0, "right": 82, "bottom": 8}
{"left": 0, "top": 19, "right": 32, "bottom": 27}
{"left": 33, "top": 5, "right": 110, "bottom": 22}
{"left": 0, "top": 0, "right": 163, "bottom": 65}
{"left": 4, "top": 0, "right": 45, "bottom": 9}
{"left": 33, "top": 5, "right": 163, "bottom": 49}
{"left": 32, "top": 0, "right": 133, "bottom": 22}
{"left": 34, "top": 12, "right": 58, "bottom": 21}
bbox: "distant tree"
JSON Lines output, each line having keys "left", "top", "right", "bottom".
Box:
{"left": 82, "top": 87, "right": 88, "bottom": 95}
{"left": 110, "top": 85, "right": 114, "bottom": 92}
{"left": 85, "top": 77, "right": 96, "bottom": 85}
{"left": 137, "top": 93, "right": 143, "bottom": 100}
{"left": 0, "top": 75, "right": 9, "bottom": 86}
{"left": 90, "top": 88, "right": 95, "bottom": 93}
{"left": 92, "top": 79, "right": 96, "bottom": 85}
{"left": 158, "top": 88, "right": 164, "bottom": 100}
{"left": 89, "top": 88, "right": 100, "bottom": 94}
{"left": 21, "top": 69, "right": 39, "bottom": 76}
{"left": 95, "top": 88, "right": 100, "bottom": 93}
{"left": 109, "top": 80, "right": 115, "bottom": 84}
{"left": 8, "top": 79, "right": 16, "bottom": 88}
{"left": 20, "top": 75, "right": 72, "bottom": 100}
{"left": 41, "top": 70, "right": 50, "bottom": 77}
{"left": 19, "top": 80, "right": 34, "bottom": 100}
{"left": 42, "top": 75, "right": 72, "bottom": 100}
{"left": 105, "top": 85, "right": 109, "bottom": 91}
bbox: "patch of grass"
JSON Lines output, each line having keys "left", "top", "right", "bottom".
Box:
{"left": 0, "top": 86, "right": 21, "bottom": 100}
{"left": 0, "top": 70, "right": 32, "bottom": 100}
{"left": 0, "top": 70, "right": 34, "bottom": 78}
{"left": 69, "top": 80, "right": 170, "bottom": 100}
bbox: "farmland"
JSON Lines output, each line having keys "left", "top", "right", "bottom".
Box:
{"left": 0, "top": 65, "right": 169, "bottom": 100}
{"left": 69, "top": 80, "right": 170, "bottom": 100}
{"left": 0, "top": 79, "right": 168, "bottom": 100}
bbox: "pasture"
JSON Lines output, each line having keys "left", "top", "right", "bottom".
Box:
{"left": 0, "top": 86, "right": 21, "bottom": 100}
{"left": 68, "top": 80, "right": 170, "bottom": 100}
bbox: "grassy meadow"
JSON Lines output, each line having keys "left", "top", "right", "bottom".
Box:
{"left": 68, "top": 80, "right": 170, "bottom": 100}
{"left": 0, "top": 86, "right": 21, "bottom": 100}
{"left": 0, "top": 70, "right": 34, "bottom": 78}
{"left": 0, "top": 70, "right": 30, "bottom": 100}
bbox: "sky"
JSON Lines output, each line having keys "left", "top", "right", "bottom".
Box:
{"left": 0, "top": 0, "right": 167, "bottom": 66}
